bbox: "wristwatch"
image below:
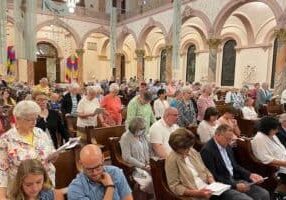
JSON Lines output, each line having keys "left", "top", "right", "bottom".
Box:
{"left": 105, "top": 184, "right": 115, "bottom": 188}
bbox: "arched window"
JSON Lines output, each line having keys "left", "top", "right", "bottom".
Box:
{"left": 186, "top": 44, "right": 196, "bottom": 83}
{"left": 160, "top": 49, "right": 167, "bottom": 82}
{"left": 271, "top": 38, "right": 278, "bottom": 88}
{"left": 221, "top": 40, "right": 237, "bottom": 86}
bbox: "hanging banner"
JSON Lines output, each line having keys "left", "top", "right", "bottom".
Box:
{"left": 65, "top": 55, "right": 78, "bottom": 83}
{"left": 6, "top": 46, "right": 16, "bottom": 82}
{"left": 42, "top": 0, "right": 69, "bottom": 16}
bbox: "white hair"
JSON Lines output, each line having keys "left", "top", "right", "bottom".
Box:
{"left": 109, "top": 83, "right": 119, "bottom": 93}
{"left": 13, "top": 100, "right": 41, "bottom": 118}
{"left": 181, "top": 86, "right": 192, "bottom": 93}
{"left": 70, "top": 82, "right": 80, "bottom": 89}
{"left": 87, "top": 85, "right": 102, "bottom": 94}
{"left": 201, "top": 84, "right": 212, "bottom": 93}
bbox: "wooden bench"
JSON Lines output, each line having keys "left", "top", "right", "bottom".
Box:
{"left": 237, "top": 118, "right": 258, "bottom": 137}
{"left": 108, "top": 137, "right": 135, "bottom": 186}
{"left": 85, "top": 125, "right": 126, "bottom": 157}
{"left": 54, "top": 149, "right": 79, "bottom": 189}
{"left": 233, "top": 139, "right": 278, "bottom": 192}
{"left": 64, "top": 115, "right": 77, "bottom": 137}
{"left": 150, "top": 158, "right": 182, "bottom": 200}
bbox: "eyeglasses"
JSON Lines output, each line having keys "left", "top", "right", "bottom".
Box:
{"left": 83, "top": 163, "right": 104, "bottom": 174}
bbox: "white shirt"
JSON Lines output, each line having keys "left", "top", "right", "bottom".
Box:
{"left": 185, "top": 157, "right": 208, "bottom": 189}
{"left": 149, "top": 119, "right": 179, "bottom": 156}
{"left": 197, "top": 120, "right": 219, "bottom": 143}
{"left": 76, "top": 96, "right": 100, "bottom": 127}
{"left": 241, "top": 106, "right": 258, "bottom": 120}
{"left": 281, "top": 89, "right": 286, "bottom": 104}
{"left": 251, "top": 132, "right": 286, "bottom": 174}
{"left": 153, "top": 99, "right": 169, "bottom": 118}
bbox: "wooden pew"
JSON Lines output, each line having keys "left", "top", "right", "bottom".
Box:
{"left": 236, "top": 118, "right": 258, "bottom": 138}
{"left": 233, "top": 139, "right": 278, "bottom": 192}
{"left": 54, "top": 149, "right": 79, "bottom": 189}
{"left": 150, "top": 158, "right": 182, "bottom": 200}
{"left": 85, "top": 125, "right": 126, "bottom": 157}
{"left": 65, "top": 115, "right": 77, "bottom": 137}
{"left": 108, "top": 137, "right": 135, "bottom": 186}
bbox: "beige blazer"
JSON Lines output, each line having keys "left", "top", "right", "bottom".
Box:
{"left": 165, "top": 148, "right": 213, "bottom": 200}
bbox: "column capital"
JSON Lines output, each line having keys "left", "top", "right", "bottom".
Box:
{"left": 76, "top": 49, "right": 85, "bottom": 56}
{"left": 274, "top": 28, "right": 286, "bottom": 42}
{"left": 135, "top": 49, "right": 145, "bottom": 57}
{"left": 165, "top": 45, "right": 173, "bottom": 51}
{"left": 207, "top": 38, "right": 221, "bottom": 49}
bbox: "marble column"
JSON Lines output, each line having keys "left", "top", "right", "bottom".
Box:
{"left": 207, "top": 39, "right": 221, "bottom": 83}
{"left": 27, "top": 60, "right": 34, "bottom": 85}
{"left": 76, "top": 49, "right": 85, "bottom": 85}
{"left": 135, "top": 49, "right": 145, "bottom": 81}
{"left": 274, "top": 29, "right": 286, "bottom": 96}
{"left": 165, "top": 45, "right": 173, "bottom": 82}
{"left": 115, "top": 53, "right": 122, "bottom": 81}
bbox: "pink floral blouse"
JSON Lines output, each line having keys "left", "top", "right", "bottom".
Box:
{"left": 197, "top": 95, "right": 215, "bottom": 122}
{"left": 0, "top": 127, "right": 56, "bottom": 190}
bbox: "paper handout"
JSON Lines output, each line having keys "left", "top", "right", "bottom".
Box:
{"left": 205, "top": 182, "right": 231, "bottom": 196}
{"left": 45, "top": 137, "right": 81, "bottom": 162}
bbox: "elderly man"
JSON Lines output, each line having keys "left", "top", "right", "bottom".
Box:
{"left": 126, "top": 91, "right": 155, "bottom": 136}
{"left": 201, "top": 124, "right": 270, "bottom": 200}
{"left": 61, "top": 82, "right": 81, "bottom": 116}
{"left": 68, "top": 144, "right": 133, "bottom": 200}
{"left": 149, "top": 107, "right": 179, "bottom": 158}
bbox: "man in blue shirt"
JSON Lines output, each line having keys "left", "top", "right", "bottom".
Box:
{"left": 68, "top": 144, "right": 133, "bottom": 200}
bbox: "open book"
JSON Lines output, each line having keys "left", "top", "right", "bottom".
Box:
{"left": 205, "top": 182, "right": 231, "bottom": 196}
{"left": 45, "top": 137, "right": 81, "bottom": 162}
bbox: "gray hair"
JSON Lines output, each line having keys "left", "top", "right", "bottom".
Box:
{"left": 13, "top": 100, "right": 41, "bottom": 118}
{"left": 128, "top": 117, "right": 146, "bottom": 134}
{"left": 201, "top": 84, "right": 212, "bottom": 93}
{"left": 70, "top": 82, "right": 80, "bottom": 89}
{"left": 86, "top": 85, "right": 102, "bottom": 94}
{"left": 279, "top": 113, "right": 286, "bottom": 123}
{"left": 109, "top": 83, "right": 119, "bottom": 93}
{"left": 180, "top": 86, "right": 192, "bottom": 93}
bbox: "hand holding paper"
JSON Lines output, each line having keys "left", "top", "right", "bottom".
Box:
{"left": 45, "top": 137, "right": 81, "bottom": 163}
{"left": 94, "top": 108, "right": 105, "bottom": 115}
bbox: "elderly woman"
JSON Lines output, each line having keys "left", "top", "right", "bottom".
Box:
{"left": 197, "top": 107, "right": 220, "bottom": 143}
{"left": 197, "top": 84, "right": 215, "bottom": 123}
{"left": 100, "top": 83, "right": 123, "bottom": 126}
{"left": 153, "top": 89, "right": 169, "bottom": 120}
{"left": 119, "top": 117, "right": 153, "bottom": 193}
{"left": 251, "top": 116, "right": 286, "bottom": 183}
{"left": 34, "top": 91, "right": 69, "bottom": 148}
{"left": 241, "top": 97, "right": 258, "bottom": 120}
{"left": 0, "top": 101, "right": 56, "bottom": 199}
{"left": 177, "top": 86, "right": 197, "bottom": 128}
{"left": 165, "top": 128, "right": 215, "bottom": 200}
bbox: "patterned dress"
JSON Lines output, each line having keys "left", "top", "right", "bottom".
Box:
{"left": 0, "top": 127, "right": 56, "bottom": 192}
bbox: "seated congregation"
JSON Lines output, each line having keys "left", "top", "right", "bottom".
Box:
{"left": 1, "top": 79, "right": 286, "bottom": 200}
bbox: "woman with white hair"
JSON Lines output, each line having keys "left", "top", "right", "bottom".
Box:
{"left": 100, "top": 83, "right": 123, "bottom": 126}
{"left": 0, "top": 100, "right": 56, "bottom": 199}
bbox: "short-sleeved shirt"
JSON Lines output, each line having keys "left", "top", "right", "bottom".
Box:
{"left": 77, "top": 96, "right": 100, "bottom": 127}
{"left": 149, "top": 119, "right": 179, "bottom": 156}
{"left": 68, "top": 166, "right": 132, "bottom": 200}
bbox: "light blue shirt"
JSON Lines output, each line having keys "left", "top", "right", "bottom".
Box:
{"left": 68, "top": 166, "right": 132, "bottom": 200}
{"left": 214, "top": 139, "right": 233, "bottom": 176}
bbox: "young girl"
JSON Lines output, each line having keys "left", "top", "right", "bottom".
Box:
{"left": 10, "top": 159, "right": 63, "bottom": 200}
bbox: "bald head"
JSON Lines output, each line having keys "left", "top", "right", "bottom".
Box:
{"left": 163, "top": 107, "right": 179, "bottom": 126}
{"left": 164, "top": 107, "right": 178, "bottom": 118}
{"left": 80, "top": 144, "right": 103, "bottom": 166}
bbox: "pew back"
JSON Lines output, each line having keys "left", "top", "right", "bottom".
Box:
{"left": 150, "top": 158, "right": 182, "bottom": 200}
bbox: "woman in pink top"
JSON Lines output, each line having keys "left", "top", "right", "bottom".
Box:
{"left": 101, "top": 83, "right": 123, "bottom": 126}
{"left": 197, "top": 84, "right": 215, "bottom": 122}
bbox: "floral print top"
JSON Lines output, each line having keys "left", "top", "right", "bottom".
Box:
{"left": 0, "top": 127, "right": 56, "bottom": 189}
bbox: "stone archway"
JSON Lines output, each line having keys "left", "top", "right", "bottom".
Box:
{"left": 213, "top": 0, "right": 282, "bottom": 37}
